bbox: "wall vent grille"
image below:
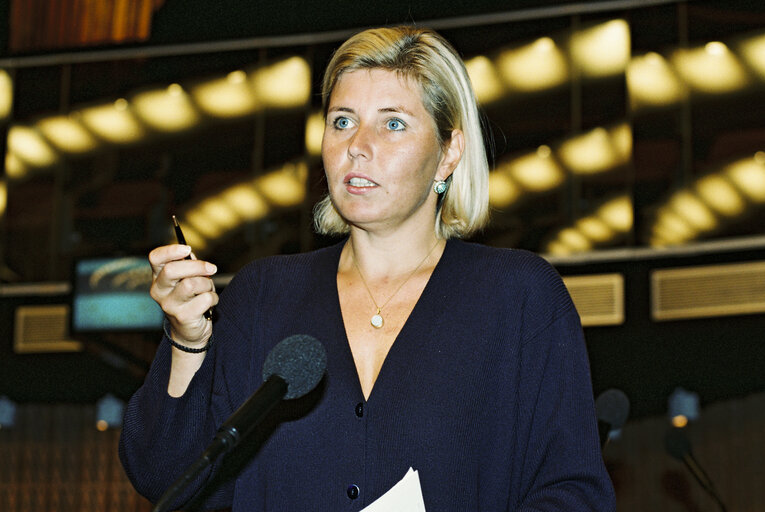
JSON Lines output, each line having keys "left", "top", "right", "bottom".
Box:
{"left": 562, "top": 273, "right": 624, "bottom": 326}
{"left": 651, "top": 261, "right": 765, "bottom": 321}
{"left": 13, "top": 305, "right": 82, "bottom": 353}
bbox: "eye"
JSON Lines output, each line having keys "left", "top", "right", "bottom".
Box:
{"left": 332, "top": 116, "right": 353, "bottom": 130}
{"left": 386, "top": 118, "right": 406, "bottom": 131}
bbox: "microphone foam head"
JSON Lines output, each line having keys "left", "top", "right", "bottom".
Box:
{"left": 262, "top": 334, "right": 327, "bottom": 399}
{"left": 595, "top": 388, "right": 630, "bottom": 429}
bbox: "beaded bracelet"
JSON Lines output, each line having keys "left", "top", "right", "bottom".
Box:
{"left": 168, "top": 336, "right": 212, "bottom": 353}
{"left": 167, "top": 336, "right": 212, "bottom": 354}
{"left": 162, "top": 317, "right": 212, "bottom": 353}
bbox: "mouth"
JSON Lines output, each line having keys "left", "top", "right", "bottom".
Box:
{"left": 345, "top": 176, "right": 377, "bottom": 188}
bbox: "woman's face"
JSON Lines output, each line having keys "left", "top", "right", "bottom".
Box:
{"left": 321, "top": 68, "right": 462, "bottom": 235}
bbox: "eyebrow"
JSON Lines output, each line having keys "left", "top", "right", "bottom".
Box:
{"left": 379, "top": 106, "right": 415, "bottom": 116}
{"left": 327, "top": 105, "right": 416, "bottom": 116}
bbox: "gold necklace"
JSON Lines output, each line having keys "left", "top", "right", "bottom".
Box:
{"left": 351, "top": 240, "right": 441, "bottom": 329}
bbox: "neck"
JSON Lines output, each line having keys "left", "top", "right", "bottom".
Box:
{"left": 343, "top": 227, "right": 444, "bottom": 281}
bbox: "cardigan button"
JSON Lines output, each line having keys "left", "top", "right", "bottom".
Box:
{"left": 355, "top": 402, "right": 364, "bottom": 418}
{"left": 347, "top": 484, "right": 360, "bottom": 500}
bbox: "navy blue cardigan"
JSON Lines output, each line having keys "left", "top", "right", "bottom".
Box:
{"left": 119, "top": 239, "right": 615, "bottom": 511}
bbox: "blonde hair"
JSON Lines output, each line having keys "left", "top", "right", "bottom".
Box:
{"left": 313, "top": 26, "right": 490, "bottom": 239}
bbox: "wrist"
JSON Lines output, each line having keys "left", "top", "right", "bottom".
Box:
{"left": 163, "top": 317, "right": 212, "bottom": 352}
{"left": 168, "top": 336, "right": 212, "bottom": 353}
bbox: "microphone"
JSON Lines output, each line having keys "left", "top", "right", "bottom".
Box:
{"left": 665, "top": 427, "right": 728, "bottom": 512}
{"left": 217, "top": 333, "right": 328, "bottom": 448}
{"left": 595, "top": 388, "right": 630, "bottom": 449}
{"left": 153, "top": 334, "right": 327, "bottom": 512}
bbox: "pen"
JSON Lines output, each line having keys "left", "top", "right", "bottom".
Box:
{"left": 172, "top": 215, "right": 191, "bottom": 258}
{"left": 172, "top": 215, "right": 213, "bottom": 320}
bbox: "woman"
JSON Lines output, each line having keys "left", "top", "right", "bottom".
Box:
{"left": 120, "top": 26, "right": 615, "bottom": 511}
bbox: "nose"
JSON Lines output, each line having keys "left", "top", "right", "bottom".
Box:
{"left": 347, "top": 124, "right": 372, "bottom": 160}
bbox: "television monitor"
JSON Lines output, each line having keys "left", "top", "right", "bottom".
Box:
{"left": 71, "top": 256, "right": 164, "bottom": 332}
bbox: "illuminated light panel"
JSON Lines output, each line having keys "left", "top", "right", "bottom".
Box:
{"left": 254, "top": 162, "right": 308, "bottom": 207}
{"left": 651, "top": 226, "right": 691, "bottom": 248}
{"left": 576, "top": 217, "right": 614, "bottom": 243}
{"left": 0, "top": 69, "right": 12, "bottom": 120}
{"left": 557, "top": 127, "right": 624, "bottom": 175}
{"left": 197, "top": 198, "right": 240, "bottom": 232}
{"left": 191, "top": 76, "right": 259, "bottom": 118}
{"left": 653, "top": 208, "right": 697, "bottom": 244}
{"left": 4, "top": 152, "right": 27, "bottom": 179}
{"left": 672, "top": 415, "right": 689, "bottom": 428}
{"left": 739, "top": 32, "right": 765, "bottom": 80}
{"left": 79, "top": 103, "right": 145, "bottom": 144}
{"left": 569, "top": 20, "right": 630, "bottom": 77}
{"left": 488, "top": 172, "right": 521, "bottom": 208}
{"left": 695, "top": 175, "right": 745, "bottom": 217}
{"left": 652, "top": 207, "right": 700, "bottom": 246}
{"left": 610, "top": 123, "right": 632, "bottom": 163}
{"left": 597, "top": 196, "right": 633, "bottom": 232}
{"left": 132, "top": 85, "right": 200, "bottom": 132}
{"left": 179, "top": 162, "right": 310, "bottom": 251}
{"left": 465, "top": 56, "right": 504, "bottom": 103}
{"left": 8, "top": 125, "right": 58, "bottom": 167}
{"left": 36, "top": 115, "right": 98, "bottom": 153}
{"left": 180, "top": 200, "right": 239, "bottom": 252}
{"left": 558, "top": 227, "right": 593, "bottom": 252}
{"left": 227, "top": 70, "right": 247, "bottom": 84}
{"left": 251, "top": 57, "right": 311, "bottom": 108}
{"left": 0, "top": 180, "right": 6, "bottom": 215}
{"left": 305, "top": 111, "right": 325, "bottom": 156}
{"left": 184, "top": 208, "right": 223, "bottom": 240}
{"left": 546, "top": 240, "right": 573, "bottom": 256}
{"left": 627, "top": 52, "right": 685, "bottom": 108}
{"left": 496, "top": 37, "right": 569, "bottom": 91}
{"left": 671, "top": 43, "right": 749, "bottom": 93}
{"left": 220, "top": 184, "right": 269, "bottom": 221}
{"left": 669, "top": 191, "right": 718, "bottom": 231}
{"left": 725, "top": 157, "right": 765, "bottom": 202}
{"left": 505, "top": 151, "right": 565, "bottom": 191}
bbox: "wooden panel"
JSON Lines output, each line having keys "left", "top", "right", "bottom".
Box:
{"left": 1, "top": 393, "right": 763, "bottom": 511}
{"left": 0, "top": 404, "right": 152, "bottom": 511}
{"left": 605, "top": 392, "right": 765, "bottom": 512}
{"left": 9, "top": 0, "right": 166, "bottom": 52}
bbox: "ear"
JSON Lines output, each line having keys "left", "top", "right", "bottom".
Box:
{"left": 436, "top": 129, "right": 465, "bottom": 182}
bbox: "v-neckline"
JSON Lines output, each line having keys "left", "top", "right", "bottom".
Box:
{"left": 331, "top": 239, "right": 451, "bottom": 403}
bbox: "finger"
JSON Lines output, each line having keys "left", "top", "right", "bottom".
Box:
{"left": 173, "top": 275, "right": 216, "bottom": 302}
{"left": 149, "top": 244, "right": 192, "bottom": 276}
{"left": 156, "top": 259, "right": 217, "bottom": 288}
{"left": 150, "top": 261, "right": 216, "bottom": 313}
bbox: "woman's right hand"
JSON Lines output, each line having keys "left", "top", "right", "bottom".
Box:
{"left": 149, "top": 244, "right": 219, "bottom": 350}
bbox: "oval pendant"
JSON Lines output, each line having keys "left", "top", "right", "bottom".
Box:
{"left": 370, "top": 313, "right": 384, "bottom": 329}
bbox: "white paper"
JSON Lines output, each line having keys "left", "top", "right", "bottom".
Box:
{"left": 360, "top": 467, "right": 426, "bottom": 512}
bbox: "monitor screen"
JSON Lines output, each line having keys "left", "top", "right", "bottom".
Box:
{"left": 72, "top": 256, "right": 164, "bottom": 332}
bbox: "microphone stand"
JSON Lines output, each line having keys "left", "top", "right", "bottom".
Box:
{"left": 681, "top": 452, "right": 728, "bottom": 512}
{"left": 665, "top": 427, "right": 728, "bottom": 512}
{"left": 152, "top": 375, "right": 288, "bottom": 512}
